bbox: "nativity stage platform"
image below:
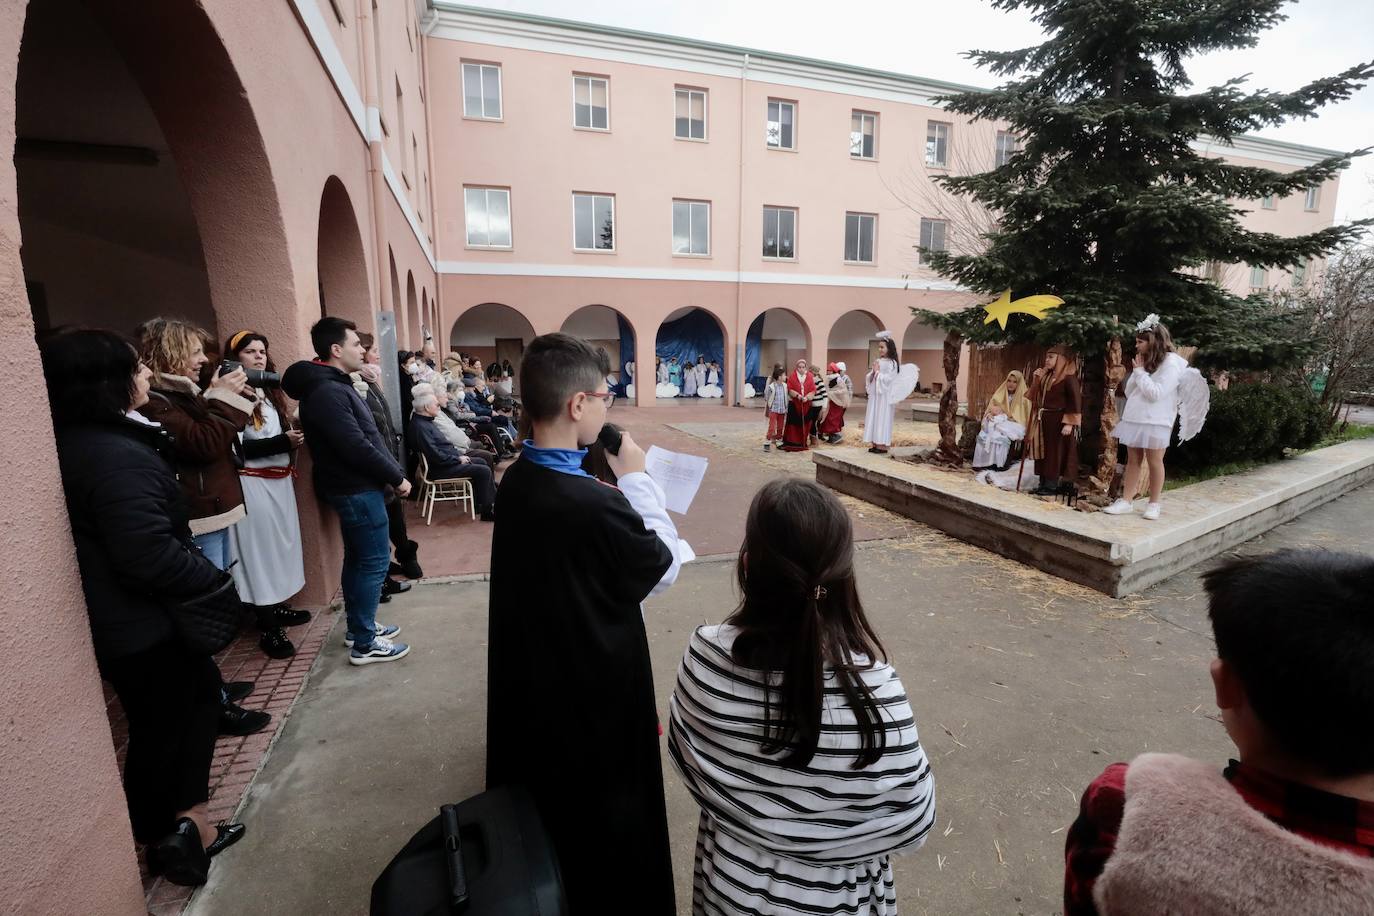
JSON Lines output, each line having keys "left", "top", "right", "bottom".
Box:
{"left": 814, "top": 437, "right": 1374, "bottom": 597}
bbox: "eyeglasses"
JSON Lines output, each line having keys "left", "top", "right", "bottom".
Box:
{"left": 578, "top": 391, "right": 616, "bottom": 409}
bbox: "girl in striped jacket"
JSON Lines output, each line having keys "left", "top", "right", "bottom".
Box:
{"left": 669, "top": 478, "right": 935, "bottom": 916}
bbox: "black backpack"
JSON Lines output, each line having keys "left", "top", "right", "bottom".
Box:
{"left": 370, "top": 786, "right": 566, "bottom": 916}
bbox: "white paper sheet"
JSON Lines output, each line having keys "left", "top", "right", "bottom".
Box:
{"left": 644, "top": 445, "right": 708, "bottom": 515}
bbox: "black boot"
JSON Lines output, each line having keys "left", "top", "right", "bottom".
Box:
{"left": 271, "top": 605, "right": 312, "bottom": 628}
{"left": 397, "top": 541, "right": 424, "bottom": 580}
{"left": 382, "top": 577, "right": 412, "bottom": 596}
{"left": 259, "top": 627, "right": 295, "bottom": 659}
{"left": 146, "top": 817, "right": 209, "bottom": 887}
{"left": 1032, "top": 477, "right": 1060, "bottom": 496}
{"left": 218, "top": 703, "right": 271, "bottom": 737}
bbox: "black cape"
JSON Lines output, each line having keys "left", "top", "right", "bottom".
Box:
{"left": 486, "top": 458, "right": 676, "bottom": 913}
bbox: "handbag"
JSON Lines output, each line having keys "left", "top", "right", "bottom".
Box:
{"left": 171, "top": 560, "right": 245, "bottom": 655}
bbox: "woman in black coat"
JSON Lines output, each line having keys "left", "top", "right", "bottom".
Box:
{"left": 41, "top": 329, "right": 247, "bottom": 886}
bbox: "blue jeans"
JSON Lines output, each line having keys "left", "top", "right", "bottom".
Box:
{"left": 326, "top": 490, "right": 390, "bottom": 652}
{"left": 193, "top": 529, "right": 230, "bottom": 571}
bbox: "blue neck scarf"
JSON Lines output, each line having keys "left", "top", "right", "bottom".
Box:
{"left": 521, "top": 440, "right": 591, "bottom": 478}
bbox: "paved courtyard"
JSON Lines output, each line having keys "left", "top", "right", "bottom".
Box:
{"left": 185, "top": 406, "right": 1374, "bottom": 916}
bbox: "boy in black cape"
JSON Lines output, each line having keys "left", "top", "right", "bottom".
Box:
{"left": 486, "top": 334, "right": 690, "bottom": 913}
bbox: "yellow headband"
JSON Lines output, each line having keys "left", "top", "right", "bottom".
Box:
{"left": 227, "top": 330, "right": 257, "bottom": 352}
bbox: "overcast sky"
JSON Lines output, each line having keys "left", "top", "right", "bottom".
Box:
{"left": 472, "top": 0, "right": 1374, "bottom": 225}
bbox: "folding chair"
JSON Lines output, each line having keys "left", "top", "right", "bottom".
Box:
{"left": 417, "top": 453, "right": 475, "bottom": 525}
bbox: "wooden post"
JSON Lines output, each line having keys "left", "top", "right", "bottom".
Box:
{"left": 1091, "top": 338, "right": 1127, "bottom": 496}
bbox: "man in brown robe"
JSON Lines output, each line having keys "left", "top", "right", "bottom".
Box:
{"left": 1028, "top": 345, "right": 1082, "bottom": 495}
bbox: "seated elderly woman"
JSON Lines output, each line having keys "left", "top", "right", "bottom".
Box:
{"left": 413, "top": 382, "right": 498, "bottom": 468}
{"left": 438, "top": 376, "right": 512, "bottom": 458}
{"left": 409, "top": 383, "right": 497, "bottom": 521}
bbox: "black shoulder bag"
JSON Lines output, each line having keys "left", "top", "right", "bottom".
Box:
{"left": 171, "top": 555, "right": 245, "bottom": 655}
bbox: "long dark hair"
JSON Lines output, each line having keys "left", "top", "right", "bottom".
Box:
{"left": 40, "top": 328, "right": 141, "bottom": 426}
{"left": 1135, "top": 322, "right": 1175, "bottom": 374}
{"left": 727, "top": 478, "right": 890, "bottom": 769}
{"left": 224, "top": 331, "right": 293, "bottom": 427}
{"left": 877, "top": 337, "right": 900, "bottom": 362}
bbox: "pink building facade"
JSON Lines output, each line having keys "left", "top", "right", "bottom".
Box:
{"left": 0, "top": 1, "right": 1342, "bottom": 911}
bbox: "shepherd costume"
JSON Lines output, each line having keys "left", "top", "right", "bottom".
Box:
{"left": 486, "top": 443, "right": 691, "bottom": 913}
{"left": 1027, "top": 347, "right": 1082, "bottom": 490}
{"left": 780, "top": 365, "right": 817, "bottom": 451}
{"left": 818, "top": 363, "right": 853, "bottom": 441}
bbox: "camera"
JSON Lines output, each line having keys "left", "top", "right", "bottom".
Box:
{"left": 220, "top": 359, "right": 281, "bottom": 389}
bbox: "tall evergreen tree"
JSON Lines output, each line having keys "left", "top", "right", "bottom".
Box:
{"left": 913, "top": 0, "right": 1372, "bottom": 472}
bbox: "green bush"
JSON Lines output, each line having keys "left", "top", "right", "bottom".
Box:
{"left": 1171, "top": 382, "right": 1330, "bottom": 472}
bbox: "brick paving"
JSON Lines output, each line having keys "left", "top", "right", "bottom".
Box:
{"left": 104, "top": 604, "right": 339, "bottom": 915}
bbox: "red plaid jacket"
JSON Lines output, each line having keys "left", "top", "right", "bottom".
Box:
{"left": 1064, "top": 759, "right": 1374, "bottom": 915}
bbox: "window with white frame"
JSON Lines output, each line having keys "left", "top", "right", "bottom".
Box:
{"left": 762, "top": 206, "right": 797, "bottom": 259}
{"left": 672, "top": 200, "right": 710, "bottom": 256}
{"left": 463, "top": 187, "right": 511, "bottom": 248}
{"left": 1292, "top": 259, "right": 1308, "bottom": 287}
{"left": 1261, "top": 194, "right": 1276, "bottom": 209}
{"left": 462, "top": 62, "right": 502, "bottom": 119}
{"left": 995, "top": 130, "right": 1018, "bottom": 167}
{"left": 573, "top": 75, "right": 609, "bottom": 130}
{"left": 573, "top": 193, "right": 615, "bottom": 251}
{"left": 926, "top": 121, "right": 950, "bottom": 167}
{"left": 919, "top": 218, "right": 948, "bottom": 264}
{"left": 766, "top": 99, "right": 796, "bottom": 149}
{"left": 1249, "top": 265, "right": 1267, "bottom": 290}
{"left": 1304, "top": 185, "right": 1320, "bottom": 211}
{"left": 675, "top": 88, "right": 706, "bottom": 140}
{"left": 850, "top": 111, "right": 876, "bottom": 159}
{"left": 844, "top": 212, "right": 876, "bottom": 263}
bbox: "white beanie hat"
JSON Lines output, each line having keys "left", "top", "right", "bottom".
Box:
{"left": 836, "top": 362, "right": 847, "bottom": 372}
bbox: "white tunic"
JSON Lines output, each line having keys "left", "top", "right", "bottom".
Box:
{"left": 862, "top": 358, "right": 920, "bottom": 446}
{"left": 227, "top": 399, "right": 305, "bottom": 606}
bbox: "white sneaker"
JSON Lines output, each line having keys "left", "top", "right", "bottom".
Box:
{"left": 343, "top": 622, "right": 401, "bottom": 648}
{"left": 1101, "top": 498, "right": 1135, "bottom": 515}
{"left": 1142, "top": 503, "right": 1161, "bottom": 520}
{"left": 348, "top": 635, "right": 410, "bottom": 666}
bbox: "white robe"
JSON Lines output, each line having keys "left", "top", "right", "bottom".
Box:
{"left": 698, "top": 367, "right": 723, "bottom": 398}
{"left": 862, "top": 358, "right": 920, "bottom": 446}
{"left": 682, "top": 363, "right": 699, "bottom": 396}
{"left": 227, "top": 398, "right": 305, "bottom": 606}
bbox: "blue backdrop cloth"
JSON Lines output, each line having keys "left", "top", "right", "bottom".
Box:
{"left": 744, "top": 313, "right": 766, "bottom": 392}
{"left": 655, "top": 309, "right": 725, "bottom": 374}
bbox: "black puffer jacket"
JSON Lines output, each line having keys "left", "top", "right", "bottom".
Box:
{"left": 282, "top": 360, "right": 404, "bottom": 499}
{"left": 54, "top": 416, "right": 225, "bottom": 667}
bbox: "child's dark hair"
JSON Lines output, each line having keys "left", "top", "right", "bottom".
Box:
{"left": 770, "top": 367, "right": 784, "bottom": 381}
{"left": 727, "top": 478, "right": 890, "bottom": 769}
{"left": 518, "top": 333, "right": 610, "bottom": 422}
{"left": 1203, "top": 548, "right": 1374, "bottom": 777}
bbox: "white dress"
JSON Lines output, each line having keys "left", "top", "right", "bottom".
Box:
{"left": 1114, "top": 352, "right": 1187, "bottom": 450}
{"left": 862, "top": 358, "right": 920, "bottom": 446}
{"left": 682, "top": 363, "right": 699, "bottom": 397}
{"left": 698, "top": 367, "right": 723, "bottom": 399}
{"left": 227, "top": 399, "right": 305, "bottom": 606}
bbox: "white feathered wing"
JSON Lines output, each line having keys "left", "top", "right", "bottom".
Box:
{"left": 1176, "top": 367, "right": 1210, "bottom": 443}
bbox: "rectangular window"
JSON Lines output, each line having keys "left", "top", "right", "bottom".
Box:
{"left": 672, "top": 200, "right": 710, "bottom": 256}
{"left": 1304, "top": 185, "right": 1320, "bottom": 211}
{"left": 1249, "top": 265, "right": 1267, "bottom": 290}
{"left": 926, "top": 121, "right": 950, "bottom": 168}
{"left": 919, "top": 218, "right": 948, "bottom": 264}
{"left": 463, "top": 187, "right": 511, "bottom": 248}
{"left": 762, "top": 206, "right": 797, "bottom": 259}
{"left": 1261, "top": 194, "right": 1276, "bottom": 209}
{"left": 995, "top": 130, "right": 1018, "bottom": 167}
{"left": 1292, "top": 260, "right": 1308, "bottom": 287}
{"left": 766, "top": 99, "right": 796, "bottom": 149}
{"left": 844, "top": 212, "right": 876, "bottom": 263}
{"left": 675, "top": 88, "right": 707, "bottom": 140}
{"left": 573, "top": 75, "right": 609, "bottom": 130}
{"left": 462, "top": 62, "right": 502, "bottom": 119}
{"left": 850, "top": 111, "right": 876, "bottom": 159}
{"left": 573, "top": 193, "right": 615, "bottom": 251}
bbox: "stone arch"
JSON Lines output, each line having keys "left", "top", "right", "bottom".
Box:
{"left": 743, "top": 307, "right": 812, "bottom": 398}
{"left": 449, "top": 302, "right": 538, "bottom": 392}
{"left": 654, "top": 305, "right": 733, "bottom": 404}
{"left": 827, "top": 309, "right": 886, "bottom": 396}
{"left": 561, "top": 304, "right": 638, "bottom": 395}
{"left": 388, "top": 247, "right": 401, "bottom": 320}
{"left": 902, "top": 315, "right": 948, "bottom": 396}
{"left": 9, "top": 0, "right": 300, "bottom": 908}
{"left": 316, "top": 176, "right": 370, "bottom": 327}
{"left": 405, "top": 270, "right": 420, "bottom": 350}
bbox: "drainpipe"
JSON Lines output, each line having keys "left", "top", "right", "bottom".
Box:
{"left": 734, "top": 53, "right": 749, "bottom": 405}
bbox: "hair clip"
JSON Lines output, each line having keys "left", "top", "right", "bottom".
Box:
{"left": 1134, "top": 313, "right": 1161, "bottom": 333}
{"left": 813, "top": 586, "right": 828, "bottom": 600}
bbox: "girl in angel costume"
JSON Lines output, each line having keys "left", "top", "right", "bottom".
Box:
{"left": 1102, "top": 315, "right": 1210, "bottom": 520}
{"left": 862, "top": 333, "right": 920, "bottom": 454}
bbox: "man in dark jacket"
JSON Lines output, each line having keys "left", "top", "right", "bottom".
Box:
{"left": 409, "top": 389, "right": 496, "bottom": 521}
{"left": 282, "top": 317, "right": 411, "bottom": 666}
{"left": 355, "top": 333, "right": 423, "bottom": 582}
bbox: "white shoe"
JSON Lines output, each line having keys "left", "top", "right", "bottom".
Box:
{"left": 1101, "top": 498, "right": 1135, "bottom": 515}
{"left": 1142, "top": 503, "right": 1161, "bottom": 520}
